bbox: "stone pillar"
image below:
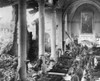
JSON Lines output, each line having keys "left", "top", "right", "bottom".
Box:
{"left": 68, "top": 21, "right": 72, "bottom": 38}
{"left": 65, "top": 15, "right": 67, "bottom": 32}
{"left": 38, "top": 0, "right": 45, "bottom": 58}
{"left": 64, "top": 14, "right": 68, "bottom": 51}
{"left": 18, "top": 0, "right": 27, "bottom": 80}
{"left": 50, "top": 8, "right": 57, "bottom": 61}
{"left": 62, "top": 17, "right": 65, "bottom": 52}
{"left": 38, "top": 0, "right": 46, "bottom": 73}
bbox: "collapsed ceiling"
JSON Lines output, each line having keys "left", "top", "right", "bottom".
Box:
{"left": 0, "top": 0, "right": 18, "bottom": 7}
{"left": 1, "top": 0, "right": 100, "bottom": 12}
{"left": 0, "top": 0, "right": 38, "bottom": 8}
{"left": 0, "top": 0, "right": 58, "bottom": 8}
{"left": 0, "top": 0, "right": 100, "bottom": 7}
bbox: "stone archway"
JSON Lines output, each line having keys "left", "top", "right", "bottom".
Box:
{"left": 63, "top": 0, "right": 100, "bottom": 43}
{"left": 63, "top": 0, "right": 100, "bottom": 22}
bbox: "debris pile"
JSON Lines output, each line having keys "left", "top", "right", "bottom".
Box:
{"left": 0, "top": 54, "right": 17, "bottom": 81}
{"left": 27, "top": 40, "right": 100, "bottom": 81}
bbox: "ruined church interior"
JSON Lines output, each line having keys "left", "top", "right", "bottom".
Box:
{"left": 0, "top": 0, "right": 100, "bottom": 81}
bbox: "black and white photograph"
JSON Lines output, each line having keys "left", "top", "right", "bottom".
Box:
{"left": 0, "top": 0, "right": 100, "bottom": 81}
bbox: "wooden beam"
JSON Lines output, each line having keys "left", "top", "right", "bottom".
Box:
{"left": 48, "top": 72, "right": 66, "bottom": 76}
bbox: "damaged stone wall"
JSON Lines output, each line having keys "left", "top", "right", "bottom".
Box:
{"left": 0, "top": 5, "right": 18, "bottom": 81}
{"left": 0, "top": 6, "right": 15, "bottom": 55}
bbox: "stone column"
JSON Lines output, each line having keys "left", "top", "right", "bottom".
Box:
{"left": 50, "top": 8, "right": 57, "bottom": 61}
{"left": 62, "top": 17, "right": 65, "bottom": 52}
{"left": 38, "top": 0, "right": 46, "bottom": 73}
{"left": 64, "top": 14, "right": 68, "bottom": 51}
{"left": 38, "top": 0, "right": 45, "bottom": 58}
{"left": 18, "top": 0, "right": 27, "bottom": 80}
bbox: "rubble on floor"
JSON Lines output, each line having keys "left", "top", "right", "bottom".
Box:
{"left": 0, "top": 54, "right": 17, "bottom": 81}
{"left": 27, "top": 41, "right": 100, "bottom": 81}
